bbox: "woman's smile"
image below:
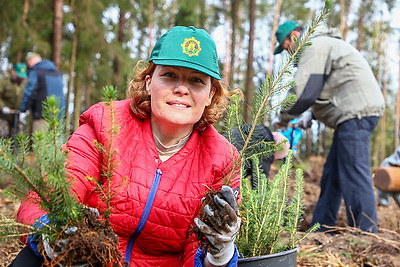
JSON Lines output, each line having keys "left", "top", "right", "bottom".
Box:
{"left": 167, "top": 99, "right": 191, "bottom": 109}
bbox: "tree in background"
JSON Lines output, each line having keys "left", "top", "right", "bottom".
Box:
{"left": 243, "top": 0, "right": 256, "bottom": 122}
{"left": 52, "top": 0, "right": 64, "bottom": 70}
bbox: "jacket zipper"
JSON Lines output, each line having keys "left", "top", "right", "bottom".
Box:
{"left": 124, "top": 168, "right": 163, "bottom": 264}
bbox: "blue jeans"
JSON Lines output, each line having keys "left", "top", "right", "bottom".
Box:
{"left": 312, "top": 116, "right": 379, "bottom": 233}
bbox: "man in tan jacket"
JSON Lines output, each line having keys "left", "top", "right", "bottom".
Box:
{"left": 275, "top": 21, "right": 385, "bottom": 233}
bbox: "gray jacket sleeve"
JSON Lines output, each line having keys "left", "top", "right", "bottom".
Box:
{"left": 288, "top": 38, "right": 329, "bottom": 116}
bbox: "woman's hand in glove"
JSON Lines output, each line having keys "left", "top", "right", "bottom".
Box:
{"left": 194, "top": 186, "right": 241, "bottom": 266}
{"left": 27, "top": 208, "right": 100, "bottom": 266}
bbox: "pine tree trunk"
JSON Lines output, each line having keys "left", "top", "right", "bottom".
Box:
{"left": 112, "top": 8, "right": 126, "bottom": 88}
{"left": 372, "top": 17, "right": 387, "bottom": 166}
{"left": 148, "top": 0, "right": 154, "bottom": 57}
{"left": 223, "top": 20, "right": 231, "bottom": 84}
{"left": 16, "top": 0, "right": 29, "bottom": 63}
{"left": 84, "top": 66, "right": 92, "bottom": 111}
{"left": 267, "top": 0, "right": 282, "bottom": 76}
{"left": 396, "top": 49, "right": 400, "bottom": 149}
{"left": 236, "top": 2, "right": 243, "bottom": 84}
{"left": 380, "top": 62, "right": 388, "bottom": 161}
{"left": 356, "top": 0, "right": 371, "bottom": 51}
{"left": 244, "top": 0, "right": 255, "bottom": 122}
{"left": 52, "top": 0, "right": 63, "bottom": 70}
{"left": 339, "top": 0, "right": 351, "bottom": 40}
{"left": 228, "top": 0, "right": 239, "bottom": 88}
{"left": 199, "top": 0, "right": 206, "bottom": 28}
{"left": 377, "top": 32, "right": 388, "bottom": 164}
{"left": 73, "top": 77, "right": 82, "bottom": 131}
{"left": 66, "top": 0, "right": 77, "bottom": 133}
{"left": 22, "top": 0, "right": 29, "bottom": 27}
{"left": 66, "top": 31, "right": 77, "bottom": 133}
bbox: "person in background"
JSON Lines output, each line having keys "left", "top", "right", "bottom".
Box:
{"left": 11, "top": 26, "right": 241, "bottom": 267}
{"left": 375, "top": 145, "right": 400, "bottom": 207}
{"left": 229, "top": 123, "right": 289, "bottom": 188}
{"left": 273, "top": 117, "right": 304, "bottom": 154}
{"left": 20, "top": 52, "right": 65, "bottom": 133}
{"left": 274, "top": 21, "right": 385, "bottom": 233}
{"left": 0, "top": 63, "right": 28, "bottom": 137}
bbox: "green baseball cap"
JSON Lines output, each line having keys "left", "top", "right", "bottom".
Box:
{"left": 149, "top": 26, "right": 221, "bottom": 80}
{"left": 13, "top": 63, "right": 27, "bottom": 79}
{"left": 274, "top": 21, "right": 299, "bottom": 55}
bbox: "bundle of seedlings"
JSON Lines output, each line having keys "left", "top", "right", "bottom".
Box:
{"left": 0, "top": 86, "right": 122, "bottom": 266}
{"left": 194, "top": 0, "right": 331, "bottom": 256}
{"left": 236, "top": 151, "right": 319, "bottom": 257}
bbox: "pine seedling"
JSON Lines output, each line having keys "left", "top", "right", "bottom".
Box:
{"left": 0, "top": 96, "right": 84, "bottom": 243}
{"left": 285, "top": 168, "right": 320, "bottom": 249}
{"left": 89, "top": 85, "right": 125, "bottom": 221}
{"left": 236, "top": 152, "right": 319, "bottom": 257}
{"left": 0, "top": 88, "right": 123, "bottom": 266}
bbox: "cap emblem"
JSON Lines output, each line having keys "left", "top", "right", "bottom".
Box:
{"left": 181, "top": 37, "right": 201, "bottom": 57}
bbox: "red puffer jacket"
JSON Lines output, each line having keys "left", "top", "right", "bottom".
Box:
{"left": 17, "top": 99, "right": 241, "bottom": 266}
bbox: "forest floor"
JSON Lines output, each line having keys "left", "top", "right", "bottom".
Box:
{"left": 0, "top": 155, "right": 399, "bottom": 266}
{"left": 293, "top": 156, "right": 400, "bottom": 267}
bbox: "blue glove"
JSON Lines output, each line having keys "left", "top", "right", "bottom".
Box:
{"left": 27, "top": 214, "right": 51, "bottom": 259}
{"left": 280, "top": 125, "right": 303, "bottom": 152}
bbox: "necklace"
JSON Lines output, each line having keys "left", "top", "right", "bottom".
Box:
{"left": 152, "top": 130, "right": 192, "bottom": 160}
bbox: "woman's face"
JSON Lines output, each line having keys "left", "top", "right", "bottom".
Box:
{"left": 145, "top": 65, "right": 215, "bottom": 131}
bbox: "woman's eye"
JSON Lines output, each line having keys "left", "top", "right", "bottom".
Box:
{"left": 161, "top": 72, "right": 175, "bottom": 78}
{"left": 191, "top": 77, "right": 204, "bottom": 84}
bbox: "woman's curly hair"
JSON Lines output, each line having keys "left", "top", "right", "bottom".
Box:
{"left": 126, "top": 61, "right": 236, "bottom": 131}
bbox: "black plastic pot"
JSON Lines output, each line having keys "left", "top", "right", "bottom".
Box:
{"left": 238, "top": 247, "right": 299, "bottom": 267}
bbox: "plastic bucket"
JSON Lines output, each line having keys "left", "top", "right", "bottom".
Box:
{"left": 238, "top": 247, "right": 299, "bottom": 267}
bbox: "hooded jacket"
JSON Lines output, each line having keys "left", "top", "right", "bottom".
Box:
{"left": 286, "top": 27, "right": 385, "bottom": 128}
{"left": 20, "top": 59, "right": 65, "bottom": 119}
{"left": 17, "top": 99, "right": 241, "bottom": 266}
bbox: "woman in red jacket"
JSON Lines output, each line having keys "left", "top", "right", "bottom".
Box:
{"left": 11, "top": 26, "right": 241, "bottom": 267}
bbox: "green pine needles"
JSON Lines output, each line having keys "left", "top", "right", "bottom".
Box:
{"left": 0, "top": 86, "right": 123, "bottom": 265}
{"left": 236, "top": 151, "right": 319, "bottom": 257}
{"left": 90, "top": 85, "right": 123, "bottom": 221}
{"left": 0, "top": 96, "right": 84, "bottom": 242}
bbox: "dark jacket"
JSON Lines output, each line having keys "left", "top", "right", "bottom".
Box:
{"left": 20, "top": 60, "right": 65, "bottom": 119}
{"left": 229, "top": 124, "right": 275, "bottom": 187}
